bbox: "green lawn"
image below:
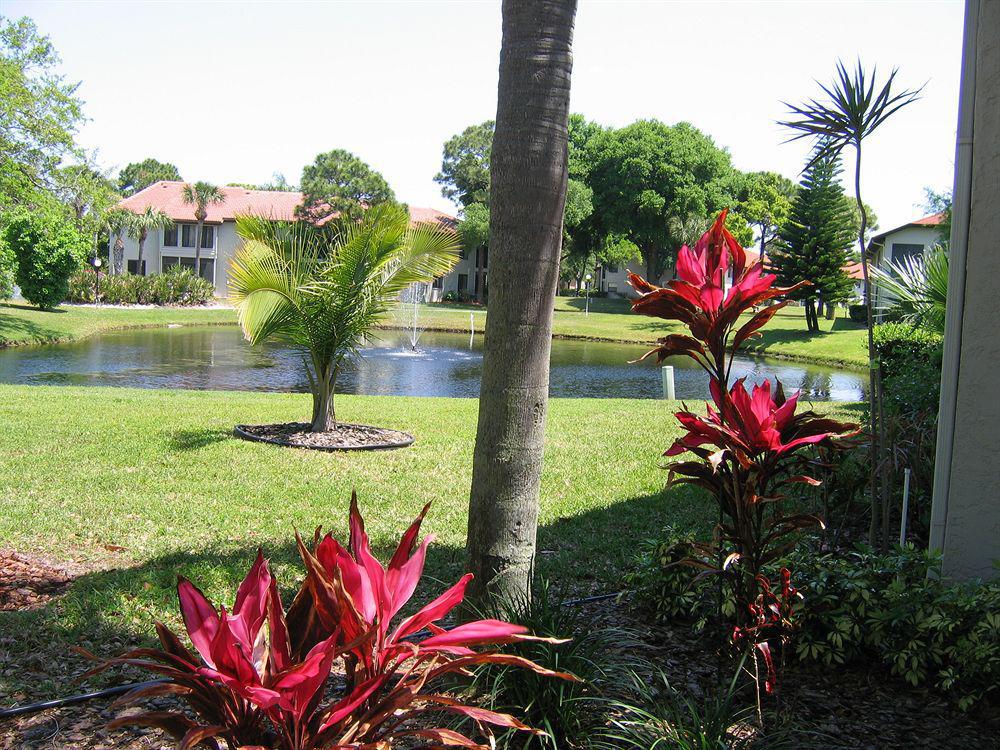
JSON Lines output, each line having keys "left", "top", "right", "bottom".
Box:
{"left": 2, "top": 298, "right": 868, "bottom": 368}
{"left": 0, "top": 385, "right": 862, "bottom": 700}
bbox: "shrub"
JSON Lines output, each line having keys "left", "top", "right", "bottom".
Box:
{"left": 872, "top": 322, "right": 943, "bottom": 416}
{"left": 0, "top": 234, "right": 15, "bottom": 299}
{"left": 461, "top": 582, "right": 649, "bottom": 749}
{"left": 4, "top": 212, "right": 87, "bottom": 309}
{"left": 84, "top": 493, "right": 572, "bottom": 749}
{"left": 65, "top": 265, "right": 215, "bottom": 306}
{"left": 629, "top": 540, "right": 1000, "bottom": 710}
{"left": 627, "top": 210, "right": 857, "bottom": 668}
{"left": 848, "top": 304, "right": 867, "bottom": 323}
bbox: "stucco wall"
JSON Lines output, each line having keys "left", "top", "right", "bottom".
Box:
{"left": 939, "top": 0, "right": 1000, "bottom": 581}
{"left": 110, "top": 222, "right": 228, "bottom": 297}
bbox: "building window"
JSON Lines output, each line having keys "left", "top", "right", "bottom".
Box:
{"left": 200, "top": 225, "right": 215, "bottom": 249}
{"left": 432, "top": 276, "right": 443, "bottom": 290}
{"left": 458, "top": 274, "right": 468, "bottom": 294}
{"left": 163, "top": 256, "right": 215, "bottom": 284}
{"left": 199, "top": 259, "right": 215, "bottom": 284}
{"left": 127, "top": 259, "right": 146, "bottom": 275}
{"left": 891, "top": 242, "right": 924, "bottom": 263}
{"left": 181, "top": 224, "right": 196, "bottom": 248}
{"left": 163, "top": 224, "right": 178, "bottom": 247}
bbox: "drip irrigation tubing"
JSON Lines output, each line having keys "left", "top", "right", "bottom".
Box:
{"left": 0, "top": 589, "right": 628, "bottom": 721}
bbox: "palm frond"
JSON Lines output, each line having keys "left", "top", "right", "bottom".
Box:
{"left": 781, "top": 59, "right": 924, "bottom": 171}
{"left": 870, "top": 247, "right": 948, "bottom": 334}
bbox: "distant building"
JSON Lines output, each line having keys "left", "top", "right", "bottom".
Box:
{"left": 112, "top": 182, "right": 459, "bottom": 299}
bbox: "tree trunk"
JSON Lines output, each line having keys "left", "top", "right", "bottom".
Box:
{"left": 137, "top": 230, "right": 146, "bottom": 275}
{"left": 195, "top": 219, "right": 204, "bottom": 278}
{"left": 465, "top": 0, "right": 577, "bottom": 613}
{"left": 643, "top": 245, "right": 658, "bottom": 283}
{"left": 804, "top": 298, "right": 819, "bottom": 332}
{"left": 309, "top": 364, "right": 337, "bottom": 433}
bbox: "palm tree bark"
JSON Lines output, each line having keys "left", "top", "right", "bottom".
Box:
{"left": 137, "top": 230, "right": 147, "bottom": 275}
{"left": 195, "top": 217, "right": 204, "bottom": 278}
{"left": 465, "top": 0, "right": 577, "bottom": 612}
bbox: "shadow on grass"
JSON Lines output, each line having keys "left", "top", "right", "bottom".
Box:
{"left": 166, "top": 427, "right": 235, "bottom": 451}
{"left": 0, "top": 304, "right": 68, "bottom": 347}
{"left": 0, "top": 482, "right": 707, "bottom": 702}
{"left": 558, "top": 297, "right": 634, "bottom": 315}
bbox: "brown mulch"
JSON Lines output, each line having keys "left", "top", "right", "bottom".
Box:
{"left": 0, "top": 551, "right": 75, "bottom": 612}
{"left": 2, "top": 587, "right": 998, "bottom": 748}
{"left": 235, "top": 422, "right": 414, "bottom": 451}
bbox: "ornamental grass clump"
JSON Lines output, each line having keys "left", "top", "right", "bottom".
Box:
{"left": 628, "top": 211, "right": 858, "bottom": 689}
{"left": 82, "top": 494, "right": 572, "bottom": 749}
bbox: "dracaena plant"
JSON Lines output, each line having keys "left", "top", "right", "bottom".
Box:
{"left": 629, "top": 211, "right": 857, "bottom": 687}
{"left": 82, "top": 496, "right": 572, "bottom": 750}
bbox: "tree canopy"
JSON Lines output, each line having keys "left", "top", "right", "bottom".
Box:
{"left": 770, "top": 148, "right": 856, "bottom": 331}
{"left": 298, "top": 149, "right": 395, "bottom": 221}
{"left": 735, "top": 171, "right": 796, "bottom": 259}
{"left": 586, "top": 120, "right": 743, "bottom": 280}
{"left": 435, "top": 120, "right": 494, "bottom": 207}
{"left": 0, "top": 16, "right": 85, "bottom": 212}
{"left": 117, "top": 158, "right": 183, "bottom": 196}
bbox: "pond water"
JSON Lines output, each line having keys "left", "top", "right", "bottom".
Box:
{"left": 0, "top": 326, "right": 867, "bottom": 401}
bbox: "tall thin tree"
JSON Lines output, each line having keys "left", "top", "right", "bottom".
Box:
{"left": 782, "top": 60, "right": 921, "bottom": 547}
{"left": 126, "top": 206, "right": 172, "bottom": 275}
{"left": 181, "top": 181, "right": 225, "bottom": 278}
{"left": 465, "top": 0, "right": 578, "bottom": 612}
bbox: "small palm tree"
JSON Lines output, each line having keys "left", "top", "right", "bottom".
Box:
{"left": 126, "top": 206, "right": 173, "bottom": 274}
{"left": 181, "top": 182, "right": 225, "bottom": 278}
{"left": 229, "top": 203, "right": 460, "bottom": 432}
{"left": 871, "top": 247, "right": 949, "bottom": 334}
{"left": 104, "top": 207, "right": 132, "bottom": 274}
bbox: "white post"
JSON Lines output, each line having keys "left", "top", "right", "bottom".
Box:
{"left": 661, "top": 365, "right": 675, "bottom": 400}
{"left": 470, "top": 312, "right": 475, "bottom": 334}
{"left": 899, "top": 468, "right": 912, "bottom": 547}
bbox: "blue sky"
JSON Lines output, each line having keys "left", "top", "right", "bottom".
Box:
{"left": 8, "top": 0, "right": 964, "bottom": 230}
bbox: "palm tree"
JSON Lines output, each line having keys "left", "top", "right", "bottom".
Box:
{"left": 465, "top": 0, "right": 578, "bottom": 612}
{"left": 871, "top": 247, "right": 949, "bottom": 334}
{"left": 126, "top": 206, "right": 173, "bottom": 275}
{"left": 181, "top": 182, "right": 225, "bottom": 278}
{"left": 104, "top": 207, "right": 131, "bottom": 274}
{"left": 229, "top": 204, "right": 459, "bottom": 432}
{"left": 780, "top": 60, "right": 922, "bottom": 548}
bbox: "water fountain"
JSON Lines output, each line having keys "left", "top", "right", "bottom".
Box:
{"left": 396, "top": 281, "right": 427, "bottom": 351}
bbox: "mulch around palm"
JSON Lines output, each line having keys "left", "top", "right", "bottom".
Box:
{"left": 234, "top": 422, "right": 415, "bottom": 451}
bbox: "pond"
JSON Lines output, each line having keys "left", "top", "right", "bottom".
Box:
{"left": 0, "top": 326, "right": 867, "bottom": 401}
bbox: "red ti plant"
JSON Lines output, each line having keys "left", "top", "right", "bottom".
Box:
{"left": 629, "top": 211, "right": 857, "bottom": 654}
{"left": 81, "top": 496, "right": 573, "bottom": 750}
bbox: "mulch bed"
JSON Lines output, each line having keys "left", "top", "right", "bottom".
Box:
{"left": 0, "top": 551, "right": 75, "bottom": 612}
{"left": 234, "top": 422, "right": 414, "bottom": 451}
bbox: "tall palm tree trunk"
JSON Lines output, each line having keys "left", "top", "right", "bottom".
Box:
{"left": 137, "top": 230, "right": 147, "bottom": 275}
{"left": 308, "top": 361, "right": 338, "bottom": 433}
{"left": 195, "top": 219, "right": 204, "bottom": 278}
{"left": 465, "top": 0, "right": 577, "bottom": 612}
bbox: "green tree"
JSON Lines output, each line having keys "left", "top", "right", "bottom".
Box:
{"left": 298, "top": 149, "right": 395, "bottom": 221}
{"left": 923, "top": 187, "right": 952, "bottom": 245}
{"left": 771, "top": 148, "right": 856, "bottom": 332}
{"left": 117, "top": 158, "right": 182, "bottom": 196}
{"left": 181, "top": 181, "right": 225, "bottom": 278}
{"left": 125, "top": 206, "right": 173, "bottom": 274}
{"left": 586, "top": 120, "right": 743, "bottom": 281}
{"left": 435, "top": 121, "right": 494, "bottom": 207}
{"left": 53, "top": 164, "right": 121, "bottom": 260}
{"left": 457, "top": 201, "right": 490, "bottom": 258}
{"left": 0, "top": 233, "right": 15, "bottom": 299}
{"left": 735, "top": 171, "right": 796, "bottom": 262}
{"left": 104, "top": 207, "right": 131, "bottom": 274}
{"left": 782, "top": 60, "right": 922, "bottom": 547}
{"left": 4, "top": 211, "right": 87, "bottom": 308}
{"left": 0, "top": 17, "right": 85, "bottom": 211}
{"left": 466, "top": 0, "right": 577, "bottom": 610}
{"left": 229, "top": 204, "right": 459, "bottom": 432}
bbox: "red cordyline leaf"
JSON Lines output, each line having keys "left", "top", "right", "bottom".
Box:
{"left": 88, "top": 494, "right": 569, "bottom": 750}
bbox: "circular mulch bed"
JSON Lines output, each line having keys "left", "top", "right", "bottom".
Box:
{"left": 234, "top": 422, "right": 414, "bottom": 452}
{"left": 0, "top": 551, "right": 74, "bottom": 612}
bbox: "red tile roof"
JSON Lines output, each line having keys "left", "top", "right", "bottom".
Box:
{"left": 844, "top": 261, "right": 865, "bottom": 280}
{"left": 116, "top": 181, "right": 456, "bottom": 229}
{"left": 912, "top": 212, "right": 947, "bottom": 226}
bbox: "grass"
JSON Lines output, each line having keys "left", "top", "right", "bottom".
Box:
{"left": 2, "top": 297, "right": 869, "bottom": 369}
{"left": 0, "top": 384, "right": 863, "bottom": 700}
{"left": 0, "top": 302, "right": 234, "bottom": 348}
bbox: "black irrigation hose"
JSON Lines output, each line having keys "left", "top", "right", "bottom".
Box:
{"left": 0, "top": 590, "right": 629, "bottom": 721}
{"left": 0, "top": 679, "right": 165, "bottom": 720}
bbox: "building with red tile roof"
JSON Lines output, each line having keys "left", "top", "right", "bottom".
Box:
{"left": 110, "top": 182, "right": 459, "bottom": 297}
